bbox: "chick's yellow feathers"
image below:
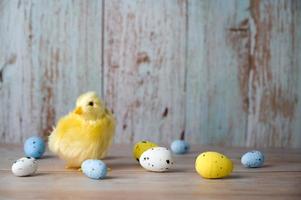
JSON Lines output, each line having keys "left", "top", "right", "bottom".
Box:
{"left": 48, "top": 92, "right": 115, "bottom": 168}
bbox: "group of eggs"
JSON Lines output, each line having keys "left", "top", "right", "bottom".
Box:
{"left": 11, "top": 136, "right": 45, "bottom": 177}
{"left": 11, "top": 136, "right": 108, "bottom": 179}
{"left": 133, "top": 140, "right": 190, "bottom": 172}
{"left": 134, "top": 140, "right": 265, "bottom": 179}
{"left": 12, "top": 136, "right": 265, "bottom": 180}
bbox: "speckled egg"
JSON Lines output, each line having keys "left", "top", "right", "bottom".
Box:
{"left": 139, "top": 147, "right": 173, "bottom": 172}
{"left": 170, "top": 140, "right": 190, "bottom": 154}
{"left": 81, "top": 159, "right": 107, "bottom": 180}
{"left": 24, "top": 136, "right": 46, "bottom": 159}
{"left": 11, "top": 157, "right": 38, "bottom": 177}
{"left": 133, "top": 140, "right": 158, "bottom": 162}
{"left": 195, "top": 151, "right": 233, "bottom": 179}
{"left": 241, "top": 150, "right": 265, "bottom": 168}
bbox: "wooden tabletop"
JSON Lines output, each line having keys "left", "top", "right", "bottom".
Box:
{"left": 0, "top": 144, "right": 300, "bottom": 200}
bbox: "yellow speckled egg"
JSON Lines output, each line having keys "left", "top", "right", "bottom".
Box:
{"left": 195, "top": 151, "right": 233, "bottom": 179}
{"left": 133, "top": 140, "right": 158, "bottom": 162}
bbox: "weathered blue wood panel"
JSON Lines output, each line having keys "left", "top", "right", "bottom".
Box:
{"left": 103, "top": 0, "right": 187, "bottom": 144}
{"left": 186, "top": 0, "right": 301, "bottom": 147}
{"left": 245, "top": 0, "right": 301, "bottom": 147}
{"left": 0, "top": 0, "right": 300, "bottom": 148}
{"left": 186, "top": 0, "right": 250, "bottom": 146}
{"left": 0, "top": 0, "right": 103, "bottom": 142}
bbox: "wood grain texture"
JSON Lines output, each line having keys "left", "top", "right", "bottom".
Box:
{"left": 0, "top": 0, "right": 300, "bottom": 148}
{"left": 0, "top": 0, "right": 103, "bottom": 143}
{"left": 291, "top": 0, "right": 301, "bottom": 148}
{"left": 103, "top": 0, "right": 187, "bottom": 143}
{"left": 245, "top": 0, "right": 301, "bottom": 147}
{"left": 186, "top": 0, "right": 250, "bottom": 146}
{"left": 0, "top": 144, "right": 301, "bottom": 199}
{"left": 186, "top": 0, "right": 301, "bottom": 147}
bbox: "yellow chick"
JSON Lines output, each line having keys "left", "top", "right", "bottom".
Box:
{"left": 48, "top": 91, "right": 115, "bottom": 168}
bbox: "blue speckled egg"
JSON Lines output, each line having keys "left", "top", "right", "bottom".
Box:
{"left": 241, "top": 150, "right": 265, "bottom": 168}
{"left": 81, "top": 159, "right": 107, "bottom": 180}
{"left": 24, "top": 136, "right": 45, "bottom": 159}
{"left": 170, "top": 140, "right": 190, "bottom": 154}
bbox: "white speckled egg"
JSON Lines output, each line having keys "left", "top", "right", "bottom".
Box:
{"left": 11, "top": 157, "right": 38, "bottom": 177}
{"left": 139, "top": 147, "right": 173, "bottom": 172}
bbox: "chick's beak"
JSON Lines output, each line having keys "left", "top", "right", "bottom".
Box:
{"left": 74, "top": 106, "right": 83, "bottom": 115}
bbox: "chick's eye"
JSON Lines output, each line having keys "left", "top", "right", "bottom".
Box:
{"left": 88, "top": 101, "right": 94, "bottom": 106}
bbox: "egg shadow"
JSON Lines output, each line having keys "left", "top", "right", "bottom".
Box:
{"left": 108, "top": 162, "right": 140, "bottom": 170}
{"left": 103, "top": 156, "right": 123, "bottom": 161}
{"left": 103, "top": 176, "right": 116, "bottom": 180}
{"left": 242, "top": 164, "right": 272, "bottom": 169}
{"left": 223, "top": 174, "right": 244, "bottom": 180}
{"left": 186, "top": 151, "right": 200, "bottom": 155}
{"left": 40, "top": 155, "right": 56, "bottom": 159}
{"left": 165, "top": 169, "right": 188, "bottom": 173}
{"left": 202, "top": 175, "right": 244, "bottom": 180}
{"left": 31, "top": 172, "right": 52, "bottom": 177}
{"left": 260, "top": 164, "right": 272, "bottom": 168}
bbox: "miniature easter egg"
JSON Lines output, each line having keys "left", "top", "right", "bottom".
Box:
{"left": 133, "top": 140, "right": 158, "bottom": 162}
{"left": 24, "top": 136, "right": 46, "bottom": 159}
{"left": 170, "top": 140, "right": 190, "bottom": 154}
{"left": 195, "top": 151, "right": 233, "bottom": 179}
{"left": 81, "top": 159, "right": 107, "bottom": 180}
{"left": 139, "top": 147, "right": 173, "bottom": 172}
{"left": 11, "top": 157, "right": 38, "bottom": 177}
{"left": 241, "top": 150, "right": 265, "bottom": 168}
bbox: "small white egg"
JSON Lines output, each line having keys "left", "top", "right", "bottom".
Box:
{"left": 139, "top": 147, "right": 173, "bottom": 172}
{"left": 11, "top": 157, "right": 38, "bottom": 177}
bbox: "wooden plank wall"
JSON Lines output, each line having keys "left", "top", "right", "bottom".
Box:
{"left": 0, "top": 0, "right": 300, "bottom": 148}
